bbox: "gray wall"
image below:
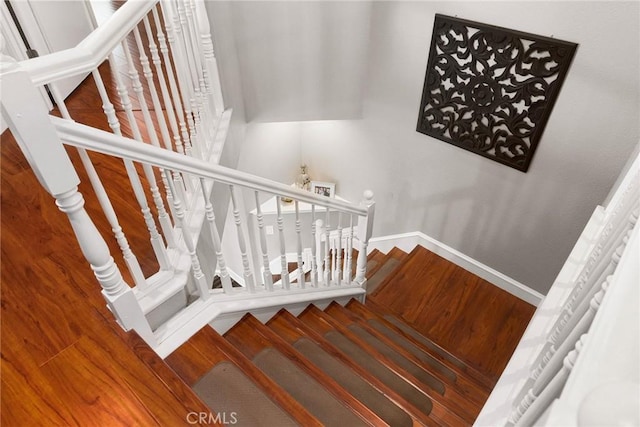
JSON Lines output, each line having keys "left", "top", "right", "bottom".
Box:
{"left": 220, "top": 1, "right": 640, "bottom": 294}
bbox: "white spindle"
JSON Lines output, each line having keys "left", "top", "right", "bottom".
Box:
{"left": 151, "top": 8, "right": 190, "bottom": 157}
{"left": 295, "top": 201, "right": 306, "bottom": 289}
{"left": 50, "top": 84, "right": 147, "bottom": 289}
{"left": 166, "top": 177, "right": 210, "bottom": 299}
{"left": 160, "top": 0, "right": 197, "bottom": 158}
{"left": 335, "top": 212, "right": 343, "bottom": 284}
{"left": 512, "top": 335, "right": 586, "bottom": 427}
{"left": 345, "top": 214, "right": 354, "bottom": 284}
{"left": 276, "top": 197, "right": 290, "bottom": 290}
{"left": 355, "top": 191, "right": 375, "bottom": 286}
{"left": 122, "top": 37, "right": 178, "bottom": 250}
{"left": 230, "top": 186, "right": 255, "bottom": 292}
{"left": 1, "top": 63, "right": 155, "bottom": 344}
{"left": 185, "top": 0, "right": 211, "bottom": 139}
{"left": 56, "top": 188, "right": 155, "bottom": 343}
{"left": 200, "top": 178, "right": 232, "bottom": 294}
{"left": 324, "top": 208, "right": 331, "bottom": 286}
{"left": 254, "top": 191, "right": 274, "bottom": 291}
{"left": 194, "top": 0, "right": 224, "bottom": 115}
{"left": 310, "top": 206, "right": 319, "bottom": 287}
{"left": 92, "top": 67, "right": 170, "bottom": 271}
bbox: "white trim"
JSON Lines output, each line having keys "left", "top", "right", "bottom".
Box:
{"left": 369, "top": 231, "right": 543, "bottom": 306}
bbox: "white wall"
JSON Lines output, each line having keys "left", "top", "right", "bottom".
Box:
{"left": 229, "top": 1, "right": 372, "bottom": 122}
{"left": 228, "top": 1, "right": 640, "bottom": 295}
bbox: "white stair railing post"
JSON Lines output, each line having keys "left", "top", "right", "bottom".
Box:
{"left": 194, "top": 0, "right": 224, "bottom": 116}
{"left": 345, "top": 214, "right": 354, "bottom": 283}
{"left": 335, "top": 212, "right": 343, "bottom": 285}
{"left": 254, "top": 191, "right": 274, "bottom": 291}
{"left": 315, "top": 218, "right": 325, "bottom": 286}
{"left": 92, "top": 65, "right": 171, "bottom": 271}
{"left": 276, "top": 197, "right": 291, "bottom": 290}
{"left": 230, "top": 185, "right": 255, "bottom": 292}
{"left": 355, "top": 190, "right": 375, "bottom": 287}
{"left": 324, "top": 209, "right": 331, "bottom": 286}
{"left": 310, "top": 206, "right": 319, "bottom": 287}
{"left": 200, "top": 178, "right": 233, "bottom": 294}
{"left": 1, "top": 57, "right": 154, "bottom": 344}
{"left": 48, "top": 84, "right": 147, "bottom": 290}
{"left": 295, "top": 201, "right": 306, "bottom": 289}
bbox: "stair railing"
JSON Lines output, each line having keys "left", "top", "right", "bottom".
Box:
{"left": 476, "top": 152, "right": 639, "bottom": 426}
{"left": 1, "top": 0, "right": 375, "bottom": 352}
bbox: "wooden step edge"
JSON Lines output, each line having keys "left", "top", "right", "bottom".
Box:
{"left": 235, "top": 314, "right": 390, "bottom": 427}
{"left": 344, "top": 300, "right": 492, "bottom": 401}
{"left": 273, "top": 309, "right": 437, "bottom": 427}
{"left": 358, "top": 299, "right": 495, "bottom": 391}
{"left": 365, "top": 249, "right": 397, "bottom": 279}
{"left": 127, "top": 332, "right": 216, "bottom": 425}
{"left": 387, "top": 247, "right": 410, "bottom": 261}
{"left": 181, "top": 325, "right": 321, "bottom": 427}
{"left": 325, "top": 303, "right": 489, "bottom": 407}
{"left": 299, "top": 306, "right": 470, "bottom": 427}
{"left": 368, "top": 246, "right": 423, "bottom": 299}
{"left": 323, "top": 302, "right": 480, "bottom": 423}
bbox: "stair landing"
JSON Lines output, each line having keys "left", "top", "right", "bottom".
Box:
{"left": 368, "top": 245, "right": 536, "bottom": 381}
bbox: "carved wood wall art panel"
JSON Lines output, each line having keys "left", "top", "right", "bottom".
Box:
{"left": 416, "top": 15, "right": 577, "bottom": 172}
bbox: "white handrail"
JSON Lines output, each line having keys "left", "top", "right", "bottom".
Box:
{"left": 51, "top": 116, "right": 369, "bottom": 216}
{"left": 20, "top": 1, "right": 157, "bottom": 86}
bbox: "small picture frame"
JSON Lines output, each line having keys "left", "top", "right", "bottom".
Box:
{"left": 311, "top": 181, "right": 335, "bottom": 198}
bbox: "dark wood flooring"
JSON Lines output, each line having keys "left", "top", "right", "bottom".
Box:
{"left": 1, "top": 2, "right": 534, "bottom": 423}
{"left": 368, "top": 247, "right": 535, "bottom": 380}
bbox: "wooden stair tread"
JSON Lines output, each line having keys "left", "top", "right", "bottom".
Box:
{"left": 299, "top": 305, "right": 469, "bottom": 426}
{"left": 167, "top": 325, "right": 321, "bottom": 426}
{"left": 321, "top": 303, "right": 478, "bottom": 424}
{"left": 368, "top": 245, "right": 535, "bottom": 381}
{"left": 267, "top": 310, "right": 415, "bottom": 427}
{"left": 269, "top": 309, "right": 439, "bottom": 426}
{"left": 349, "top": 298, "right": 494, "bottom": 391}
{"left": 224, "top": 314, "right": 382, "bottom": 427}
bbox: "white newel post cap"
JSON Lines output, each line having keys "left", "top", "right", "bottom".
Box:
{"left": 578, "top": 381, "right": 640, "bottom": 426}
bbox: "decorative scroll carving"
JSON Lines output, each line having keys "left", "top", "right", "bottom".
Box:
{"left": 417, "top": 15, "right": 577, "bottom": 172}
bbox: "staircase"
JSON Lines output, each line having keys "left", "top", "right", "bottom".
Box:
{"left": 129, "top": 248, "right": 498, "bottom": 427}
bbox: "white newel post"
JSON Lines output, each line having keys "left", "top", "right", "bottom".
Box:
{"left": 0, "top": 55, "right": 155, "bottom": 345}
{"left": 355, "top": 190, "right": 375, "bottom": 287}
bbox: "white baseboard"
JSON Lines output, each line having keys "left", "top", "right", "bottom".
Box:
{"left": 369, "top": 232, "right": 543, "bottom": 306}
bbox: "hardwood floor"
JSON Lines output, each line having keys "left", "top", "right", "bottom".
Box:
{"left": 368, "top": 247, "right": 536, "bottom": 381}
{"left": 1, "top": 3, "right": 534, "bottom": 423}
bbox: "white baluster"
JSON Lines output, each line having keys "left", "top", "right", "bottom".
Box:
{"left": 275, "top": 196, "right": 290, "bottom": 290}
{"left": 122, "top": 37, "right": 177, "bottom": 250}
{"left": 166, "top": 177, "right": 210, "bottom": 300}
{"left": 49, "top": 84, "right": 146, "bottom": 289}
{"left": 230, "top": 186, "right": 255, "bottom": 292}
{"left": 134, "top": 24, "right": 184, "bottom": 222}
{"left": 173, "top": 0, "right": 202, "bottom": 157}
{"left": 315, "top": 218, "right": 324, "bottom": 286}
{"left": 355, "top": 191, "right": 375, "bottom": 287}
{"left": 92, "top": 67, "right": 170, "bottom": 271}
{"left": 194, "top": 0, "right": 224, "bottom": 115}
{"left": 151, "top": 8, "right": 190, "bottom": 158}
{"left": 324, "top": 208, "right": 331, "bottom": 286}
{"left": 159, "top": 0, "right": 197, "bottom": 158}
{"left": 512, "top": 335, "right": 586, "bottom": 427}
{"left": 1, "top": 63, "right": 155, "bottom": 344}
{"left": 310, "top": 206, "right": 319, "bottom": 288}
{"left": 335, "top": 212, "right": 343, "bottom": 285}
{"left": 200, "top": 178, "right": 232, "bottom": 294}
{"left": 254, "top": 191, "right": 274, "bottom": 291}
{"left": 345, "top": 214, "right": 354, "bottom": 284}
{"left": 295, "top": 201, "right": 306, "bottom": 289}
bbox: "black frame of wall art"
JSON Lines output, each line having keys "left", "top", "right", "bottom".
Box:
{"left": 416, "top": 14, "right": 577, "bottom": 172}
